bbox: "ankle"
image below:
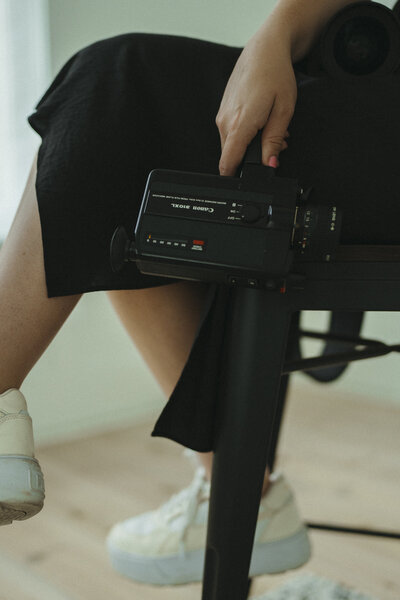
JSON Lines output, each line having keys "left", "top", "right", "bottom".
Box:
{"left": 195, "top": 451, "right": 271, "bottom": 496}
{"left": 195, "top": 451, "right": 213, "bottom": 481}
{"left": 261, "top": 476, "right": 271, "bottom": 497}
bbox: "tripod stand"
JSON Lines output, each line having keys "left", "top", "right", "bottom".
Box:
{"left": 201, "top": 248, "right": 400, "bottom": 599}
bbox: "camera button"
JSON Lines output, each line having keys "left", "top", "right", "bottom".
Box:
{"left": 240, "top": 204, "right": 261, "bottom": 223}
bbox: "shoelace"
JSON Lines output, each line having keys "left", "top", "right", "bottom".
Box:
{"left": 158, "top": 465, "right": 210, "bottom": 558}
{"left": 0, "top": 409, "right": 29, "bottom": 417}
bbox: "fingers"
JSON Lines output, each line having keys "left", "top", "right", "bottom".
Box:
{"left": 217, "top": 112, "right": 293, "bottom": 176}
{"left": 261, "top": 101, "right": 294, "bottom": 167}
{"left": 218, "top": 126, "right": 290, "bottom": 174}
{"left": 218, "top": 124, "right": 259, "bottom": 177}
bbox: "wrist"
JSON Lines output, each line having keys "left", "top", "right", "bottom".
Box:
{"left": 250, "top": 15, "right": 293, "bottom": 63}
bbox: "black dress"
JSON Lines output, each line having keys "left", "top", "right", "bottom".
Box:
{"left": 28, "top": 23, "right": 400, "bottom": 452}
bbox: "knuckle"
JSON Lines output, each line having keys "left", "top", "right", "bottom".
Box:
{"left": 215, "top": 112, "right": 224, "bottom": 127}
{"left": 266, "top": 135, "right": 286, "bottom": 146}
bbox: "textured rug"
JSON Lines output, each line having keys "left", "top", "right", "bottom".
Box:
{"left": 252, "top": 573, "right": 378, "bottom": 600}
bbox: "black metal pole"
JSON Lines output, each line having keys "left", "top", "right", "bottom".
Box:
{"left": 201, "top": 286, "right": 291, "bottom": 600}
{"left": 266, "top": 311, "right": 301, "bottom": 471}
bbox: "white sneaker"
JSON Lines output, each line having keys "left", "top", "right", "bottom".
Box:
{"left": 106, "top": 464, "right": 311, "bottom": 585}
{"left": 0, "top": 388, "right": 45, "bottom": 525}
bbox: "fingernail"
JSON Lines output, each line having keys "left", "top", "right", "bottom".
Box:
{"left": 268, "top": 156, "right": 278, "bottom": 168}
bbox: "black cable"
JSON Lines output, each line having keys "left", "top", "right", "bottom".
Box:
{"left": 307, "top": 521, "right": 400, "bottom": 540}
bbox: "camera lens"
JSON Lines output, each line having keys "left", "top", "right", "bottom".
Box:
{"left": 319, "top": 2, "right": 400, "bottom": 79}
{"left": 333, "top": 16, "right": 389, "bottom": 75}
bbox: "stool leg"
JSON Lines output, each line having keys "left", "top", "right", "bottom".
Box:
{"left": 201, "top": 288, "right": 291, "bottom": 600}
{"left": 267, "top": 311, "right": 300, "bottom": 471}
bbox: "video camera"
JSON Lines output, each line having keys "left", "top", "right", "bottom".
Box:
{"left": 110, "top": 131, "right": 341, "bottom": 292}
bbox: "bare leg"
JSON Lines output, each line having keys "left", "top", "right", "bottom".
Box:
{"left": 107, "top": 284, "right": 270, "bottom": 495}
{"left": 0, "top": 155, "right": 81, "bottom": 392}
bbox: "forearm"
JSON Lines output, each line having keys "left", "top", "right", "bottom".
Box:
{"left": 266, "top": 0, "right": 370, "bottom": 62}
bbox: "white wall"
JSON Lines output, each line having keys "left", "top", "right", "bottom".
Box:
{"left": 296, "top": 311, "right": 400, "bottom": 407}
{"left": 47, "top": 0, "right": 276, "bottom": 75}
{"left": 20, "top": 0, "right": 399, "bottom": 446}
{"left": 0, "top": 0, "right": 50, "bottom": 240}
{"left": 22, "top": 292, "right": 166, "bottom": 447}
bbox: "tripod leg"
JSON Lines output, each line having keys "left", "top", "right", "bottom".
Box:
{"left": 201, "top": 288, "right": 291, "bottom": 600}
{"left": 266, "top": 373, "right": 290, "bottom": 471}
{"left": 246, "top": 577, "right": 253, "bottom": 597}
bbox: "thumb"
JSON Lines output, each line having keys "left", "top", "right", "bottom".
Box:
{"left": 261, "top": 103, "right": 294, "bottom": 167}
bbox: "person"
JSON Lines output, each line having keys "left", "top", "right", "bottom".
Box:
{"left": 0, "top": 0, "right": 371, "bottom": 587}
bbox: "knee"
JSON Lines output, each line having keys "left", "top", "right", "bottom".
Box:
{"left": 75, "top": 32, "right": 180, "bottom": 74}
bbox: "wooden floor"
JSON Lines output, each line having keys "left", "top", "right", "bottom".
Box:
{"left": 1, "top": 385, "right": 399, "bottom": 600}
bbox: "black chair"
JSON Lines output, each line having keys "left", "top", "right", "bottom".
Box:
{"left": 201, "top": 2, "right": 400, "bottom": 598}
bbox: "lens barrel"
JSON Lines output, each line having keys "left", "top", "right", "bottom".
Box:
{"left": 293, "top": 204, "right": 342, "bottom": 262}
{"left": 304, "top": 1, "right": 400, "bottom": 79}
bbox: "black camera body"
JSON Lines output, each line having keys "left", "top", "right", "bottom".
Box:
{"left": 111, "top": 158, "right": 341, "bottom": 291}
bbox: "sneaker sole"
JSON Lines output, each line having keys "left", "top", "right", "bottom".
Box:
{"left": 0, "top": 456, "right": 45, "bottom": 526}
{"left": 107, "top": 526, "right": 311, "bottom": 586}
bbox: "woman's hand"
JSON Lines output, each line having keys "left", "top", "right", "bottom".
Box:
{"left": 216, "top": 0, "right": 365, "bottom": 176}
{"left": 216, "top": 21, "right": 298, "bottom": 176}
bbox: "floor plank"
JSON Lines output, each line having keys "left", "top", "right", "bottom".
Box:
{"left": 0, "top": 384, "right": 399, "bottom": 600}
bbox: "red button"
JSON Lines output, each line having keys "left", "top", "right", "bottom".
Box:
{"left": 193, "top": 240, "right": 204, "bottom": 245}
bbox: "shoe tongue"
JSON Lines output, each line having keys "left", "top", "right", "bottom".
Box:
{"left": 161, "top": 468, "right": 209, "bottom": 524}
{"left": 165, "top": 488, "right": 209, "bottom": 531}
